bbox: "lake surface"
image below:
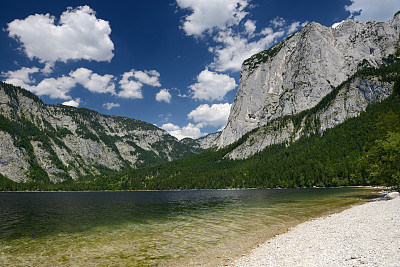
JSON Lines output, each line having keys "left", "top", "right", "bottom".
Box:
{"left": 0, "top": 188, "right": 378, "bottom": 266}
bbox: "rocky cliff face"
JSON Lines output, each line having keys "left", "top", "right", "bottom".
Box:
{"left": 227, "top": 74, "right": 394, "bottom": 159}
{"left": 0, "top": 82, "right": 201, "bottom": 183}
{"left": 216, "top": 13, "right": 400, "bottom": 148}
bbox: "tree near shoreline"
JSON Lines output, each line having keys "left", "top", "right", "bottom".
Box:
{"left": 364, "top": 132, "right": 400, "bottom": 189}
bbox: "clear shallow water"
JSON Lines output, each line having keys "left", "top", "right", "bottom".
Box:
{"left": 0, "top": 188, "right": 378, "bottom": 266}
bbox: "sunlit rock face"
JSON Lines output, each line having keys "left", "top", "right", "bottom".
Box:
{"left": 216, "top": 13, "right": 400, "bottom": 149}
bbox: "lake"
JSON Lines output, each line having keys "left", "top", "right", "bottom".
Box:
{"left": 0, "top": 188, "right": 378, "bottom": 266}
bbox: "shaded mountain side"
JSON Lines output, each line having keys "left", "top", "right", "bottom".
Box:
{"left": 0, "top": 82, "right": 202, "bottom": 183}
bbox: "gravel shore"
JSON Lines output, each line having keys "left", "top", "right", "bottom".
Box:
{"left": 232, "top": 194, "right": 400, "bottom": 266}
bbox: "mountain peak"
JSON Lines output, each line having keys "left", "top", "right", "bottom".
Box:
{"left": 216, "top": 13, "right": 400, "bottom": 148}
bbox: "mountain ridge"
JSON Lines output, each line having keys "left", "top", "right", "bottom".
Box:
{"left": 0, "top": 82, "right": 202, "bottom": 183}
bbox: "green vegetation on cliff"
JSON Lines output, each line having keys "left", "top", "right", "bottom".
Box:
{"left": 1, "top": 60, "right": 399, "bottom": 191}
{"left": 0, "top": 82, "right": 202, "bottom": 183}
{"left": 2, "top": 90, "right": 398, "bottom": 191}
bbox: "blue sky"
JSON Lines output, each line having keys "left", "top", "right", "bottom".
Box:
{"left": 1, "top": 0, "right": 399, "bottom": 139}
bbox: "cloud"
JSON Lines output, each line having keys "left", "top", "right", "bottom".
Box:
{"left": 156, "top": 89, "right": 172, "bottom": 103}
{"left": 189, "top": 69, "right": 236, "bottom": 101}
{"left": 287, "top": 21, "right": 306, "bottom": 35}
{"left": 244, "top": 20, "right": 256, "bottom": 36}
{"left": 176, "top": 0, "right": 249, "bottom": 36}
{"left": 70, "top": 68, "right": 115, "bottom": 94}
{"left": 6, "top": 6, "right": 114, "bottom": 69}
{"left": 118, "top": 71, "right": 144, "bottom": 99}
{"left": 206, "top": 16, "right": 307, "bottom": 72}
{"left": 102, "top": 102, "right": 120, "bottom": 110}
{"left": 188, "top": 103, "right": 231, "bottom": 127}
{"left": 270, "top": 17, "right": 286, "bottom": 28}
{"left": 62, "top": 98, "right": 80, "bottom": 107}
{"left": 117, "top": 69, "right": 162, "bottom": 99}
{"left": 2, "top": 66, "right": 75, "bottom": 99}
{"left": 161, "top": 103, "right": 232, "bottom": 140}
{"left": 3, "top": 65, "right": 162, "bottom": 100}
{"left": 33, "top": 76, "right": 76, "bottom": 99}
{"left": 1, "top": 67, "right": 39, "bottom": 88}
{"left": 2, "top": 66, "right": 116, "bottom": 99}
{"left": 209, "top": 27, "right": 286, "bottom": 72}
{"left": 161, "top": 122, "right": 205, "bottom": 140}
{"left": 176, "top": 1, "right": 307, "bottom": 72}
{"left": 345, "top": 0, "right": 400, "bottom": 22}
{"left": 133, "top": 70, "right": 161, "bottom": 87}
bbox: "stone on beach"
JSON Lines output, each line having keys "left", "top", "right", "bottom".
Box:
{"left": 384, "top": 191, "right": 400, "bottom": 200}
{"left": 232, "top": 196, "right": 400, "bottom": 266}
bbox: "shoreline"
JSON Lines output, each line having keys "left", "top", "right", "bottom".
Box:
{"left": 231, "top": 193, "right": 400, "bottom": 266}
{"left": 0, "top": 185, "right": 386, "bottom": 193}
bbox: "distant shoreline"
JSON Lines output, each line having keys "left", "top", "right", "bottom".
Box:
{"left": 0, "top": 185, "right": 387, "bottom": 193}
{"left": 231, "top": 193, "right": 400, "bottom": 266}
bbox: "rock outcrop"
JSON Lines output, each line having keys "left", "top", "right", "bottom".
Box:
{"left": 216, "top": 13, "right": 400, "bottom": 149}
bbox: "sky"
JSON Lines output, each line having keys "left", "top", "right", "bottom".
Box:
{"left": 1, "top": 0, "right": 399, "bottom": 140}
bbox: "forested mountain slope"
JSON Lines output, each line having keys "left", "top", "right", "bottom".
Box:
{"left": 0, "top": 82, "right": 202, "bottom": 183}
{"left": 3, "top": 61, "right": 398, "bottom": 191}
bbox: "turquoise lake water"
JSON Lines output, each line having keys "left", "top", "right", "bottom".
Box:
{"left": 0, "top": 188, "right": 378, "bottom": 266}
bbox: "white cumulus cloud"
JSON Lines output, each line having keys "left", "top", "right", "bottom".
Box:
{"left": 33, "top": 76, "right": 77, "bottom": 99}
{"left": 70, "top": 68, "right": 115, "bottom": 94}
{"left": 1, "top": 67, "right": 39, "bottom": 88}
{"left": 117, "top": 69, "right": 162, "bottom": 99}
{"left": 6, "top": 5, "right": 114, "bottom": 69}
{"left": 208, "top": 17, "right": 307, "bottom": 72}
{"left": 2, "top": 66, "right": 116, "bottom": 99}
{"left": 2, "top": 67, "right": 75, "bottom": 99}
{"left": 118, "top": 71, "right": 144, "bottom": 99}
{"left": 176, "top": 0, "right": 249, "bottom": 36}
{"left": 62, "top": 98, "right": 81, "bottom": 107}
{"left": 160, "top": 103, "right": 232, "bottom": 140}
{"left": 156, "top": 89, "right": 172, "bottom": 103}
{"left": 209, "top": 27, "right": 285, "bottom": 72}
{"left": 102, "top": 102, "right": 120, "bottom": 110}
{"left": 244, "top": 20, "right": 256, "bottom": 36}
{"left": 345, "top": 0, "right": 400, "bottom": 22}
{"left": 189, "top": 69, "right": 236, "bottom": 101}
{"left": 133, "top": 70, "right": 161, "bottom": 87}
{"left": 188, "top": 103, "right": 231, "bottom": 127}
{"left": 161, "top": 122, "right": 205, "bottom": 140}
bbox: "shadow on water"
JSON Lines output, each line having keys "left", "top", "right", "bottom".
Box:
{"left": 0, "top": 190, "right": 259, "bottom": 240}
{"left": 0, "top": 187, "right": 379, "bottom": 266}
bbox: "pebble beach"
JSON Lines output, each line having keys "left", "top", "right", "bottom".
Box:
{"left": 232, "top": 192, "right": 400, "bottom": 267}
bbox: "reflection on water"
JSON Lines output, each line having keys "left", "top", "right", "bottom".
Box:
{"left": 0, "top": 188, "right": 377, "bottom": 266}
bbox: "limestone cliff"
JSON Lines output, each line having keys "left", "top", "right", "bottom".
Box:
{"left": 216, "top": 13, "right": 400, "bottom": 149}
{"left": 227, "top": 73, "right": 395, "bottom": 159}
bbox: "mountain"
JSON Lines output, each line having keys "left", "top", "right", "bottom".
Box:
{"left": 1, "top": 54, "right": 399, "bottom": 191}
{"left": 215, "top": 12, "right": 400, "bottom": 151}
{"left": 1, "top": 13, "right": 400, "bottom": 190}
{"left": 0, "top": 82, "right": 201, "bottom": 183}
{"left": 50, "top": 87, "right": 400, "bottom": 191}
